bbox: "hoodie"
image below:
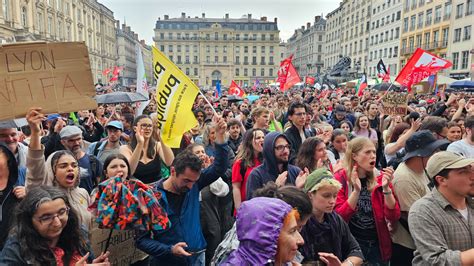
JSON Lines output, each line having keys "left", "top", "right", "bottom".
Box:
{"left": 221, "top": 197, "right": 292, "bottom": 265}
{"left": 246, "top": 132, "right": 301, "bottom": 200}
{"left": 26, "top": 147, "right": 92, "bottom": 230}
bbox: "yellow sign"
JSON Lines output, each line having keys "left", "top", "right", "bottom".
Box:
{"left": 153, "top": 47, "right": 199, "bottom": 148}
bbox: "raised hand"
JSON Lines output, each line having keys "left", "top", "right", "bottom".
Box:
{"left": 135, "top": 127, "right": 145, "bottom": 145}
{"left": 381, "top": 167, "right": 394, "bottom": 190}
{"left": 410, "top": 118, "right": 422, "bottom": 131}
{"left": 26, "top": 107, "right": 44, "bottom": 134}
{"left": 295, "top": 167, "right": 310, "bottom": 189}
{"left": 351, "top": 164, "right": 361, "bottom": 192}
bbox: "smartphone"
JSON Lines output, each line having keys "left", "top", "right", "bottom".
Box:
{"left": 185, "top": 248, "right": 206, "bottom": 255}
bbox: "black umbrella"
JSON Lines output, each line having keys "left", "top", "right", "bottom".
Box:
{"left": 227, "top": 95, "right": 244, "bottom": 102}
{"left": 372, "top": 83, "right": 400, "bottom": 91}
{"left": 94, "top": 92, "right": 149, "bottom": 104}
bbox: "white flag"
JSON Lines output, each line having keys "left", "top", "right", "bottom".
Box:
{"left": 135, "top": 44, "right": 149, "bottom": 116}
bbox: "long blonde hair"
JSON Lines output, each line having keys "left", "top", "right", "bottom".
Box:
{"left": 343, "top": 137, "right": 376, "bottom": 191}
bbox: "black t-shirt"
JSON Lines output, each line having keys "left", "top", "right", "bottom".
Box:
{"left": 369, "top": 116, "right": 380, "bottom": 130}
{"left": 349, "top": 178, "right": 377, "bottom": 241}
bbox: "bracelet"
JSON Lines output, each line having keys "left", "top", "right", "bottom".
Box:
{"left": 345, "top": 259, "right": 354, "bottom": 266}
{"left": 383, "top": 189, "right": 392, "bottom": 195}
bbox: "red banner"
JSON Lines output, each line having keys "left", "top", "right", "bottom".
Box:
{"left": 305, "top": 76, "right": 315, "bottom": 86}
{"left": 277, "top": 55, "right": 293, "bottom": 90}
{"left": 395, "top": 48, "right": 452, "bottom": 91}
{"left": 283, "top": 63, "right": 301, "bottom": 90}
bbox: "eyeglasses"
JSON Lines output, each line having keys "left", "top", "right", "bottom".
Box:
{"left": 275, "top": 144, "right": 291, "bottom": 151}
{"left": 140, "top": 124, "right": 153, "bottom": 129}
{"left": 293, "top": 112, "right": 306, "bottom": 117}
{"left": 35, "top": 207, "right": 70, "bottom": 225}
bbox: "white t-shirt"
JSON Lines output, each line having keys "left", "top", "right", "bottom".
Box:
{"left": 447, "top": 139, "right": 474, "bottom": 158}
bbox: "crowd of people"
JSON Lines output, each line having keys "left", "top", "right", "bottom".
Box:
{"left": 0, "top": 85, "right": 473, "bottom": 266}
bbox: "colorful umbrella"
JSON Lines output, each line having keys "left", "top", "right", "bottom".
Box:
{"left": 89, "top": 177, "right": 170, "bottom": 231}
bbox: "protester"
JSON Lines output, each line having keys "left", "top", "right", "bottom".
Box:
{"left": 25, "top": 108, "right": 92, "bottom": 230}
{"left": 87, "top": 120, "right": 125, "bottom": 164}
{"left": 220, "top": 197, "right": 304, "bottom": 265}
{"left": 447, "top": 115, "right": 474, "bottom": 157}
{"left": 296, "top": 137, "right": 331, "bottom": 173}
{"left": 352, "top": 115, "right": 378, "bottom": 146}
{"left": 245, "top": 131, "right": 307, "bottom": 199}
{"left": 334, "top": 137, "right": 400, "bottom": 265}
{"left": 0, "top": 127, "right": 28, "bottom": 168}
{"left": 232, "top": 128, "right": 264, "bottom": 211}
{"left": 135, "top": 116, "right": 229, "bottom": 265}
{"left": 227, "top": 118, "right": 243, "bottom": 155}
{"left": 285, "top": 102, "right": 312, "bottom": 164}
{"left": 0, "top": 186, "right": 110, "bottom": 265}
{"left": 120, "top": 114, "right": 174, "bottom": 184}
{"left": 327, "top": 129, "right": 349, "bottom": 163}
{"left": 101, "top": 153, "right": 132, "bottom": 180}
{"left": 301, "top": 168, "right": 364, "bottom": 265}
{"left": 391, "top": 130, "right": 449, "bottom": 265}
{"left": 446, "top": 121, "right": 463, "bottom": 142}
{"left": 409, "top": 151, "right": 474, "bottom": 265}
{"left": 0, "top": 145, "right": 23, "bottom": 250}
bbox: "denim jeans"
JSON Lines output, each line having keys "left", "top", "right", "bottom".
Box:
{"left": 357, "top": 239, "right": 389, "bottom": 266}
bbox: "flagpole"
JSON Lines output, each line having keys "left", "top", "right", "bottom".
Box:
{"left": 199, "top": 90, "right": 219, "bottom": 116}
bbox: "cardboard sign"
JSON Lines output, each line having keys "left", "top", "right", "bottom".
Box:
{"left": 383, "top": 93, "right": 408, "bottom": 116}
{"left": 0, "top": 42, "right": 97, "bottom": 120}
{"left": 90, "top": 226, "right": 148, "bottom": 265}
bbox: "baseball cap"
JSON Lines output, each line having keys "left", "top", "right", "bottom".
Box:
{"left": 334, "top": 105, "right": 346, "bottom": 114}
{"left": 304, "top": 168, "right": 334, "bottom": 193}
{"left": 403, "top": 130, "right": 450, "bottom": 161}
{"left": 46, "top": 114, "right": 62, "bottom": 121}
{"left": 106, "top": 120, "right": 123, "bottom": 131}
{"left": 59, "top": 126, "right": 83, "bottom": 139}
{"left": 426, "top": 151, "right": 474, "bottom": 179}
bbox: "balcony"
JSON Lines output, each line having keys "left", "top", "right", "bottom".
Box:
{"left": 443, "top": 14, "right": 451, "bottom": 21}
{"left": 425, "top": 19, "right": 432, "bottom": 26}
{"left": 434, "top": 17, "right": 441, "bottom": 23}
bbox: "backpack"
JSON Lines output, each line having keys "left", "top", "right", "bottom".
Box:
{"left": 88, "top": 154, "right": 99, "bottom": 186}
{"left": 92, "top": 141, "right": 103, "bottom": 157}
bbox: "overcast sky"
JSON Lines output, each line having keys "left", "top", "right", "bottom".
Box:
{"left": 100, "top": 0, "right": 340, "bottom": 45}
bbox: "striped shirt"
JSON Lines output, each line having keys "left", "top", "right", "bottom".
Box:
{"left": 408, "top": 188, "right": 474, "bottom": 266}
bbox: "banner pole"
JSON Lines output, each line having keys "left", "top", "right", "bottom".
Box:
{"left": 199, "top": 90, "right": 219, "bottom": 116}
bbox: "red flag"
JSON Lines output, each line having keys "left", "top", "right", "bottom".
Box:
{"left": 112, "top": 66, "right": 123, "bottom": 76}
{"left": 283, "top": 63, "right": 301, "bottom": 90}
{"left": 356, "top": 74, "right": 368, "bottom": 97}
{"left": 395, "top": 48, "right": 452, "bottom": 92}
{"left": 102, "top": 68, "right": 111, "bottom": 76}
{"left": 228, "top": 80, "right": 245, "bottom": 97}
{"left": 277, "top": 55, "right": 293, "bottom": 90}
{"left": 305, "top": 76, "right": 315, "bottom": 86}
{"left": 383, "top": 66, "right": 391, "bottom": 82}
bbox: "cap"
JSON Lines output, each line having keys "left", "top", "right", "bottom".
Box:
{"left": 106, "top": 120, "right": 123, "bottom": 131}
{"left": 403, "top": 130, "right": 450, "bottom": 161}
{"left": 334, "top": 105, "right": 346, "bottom": 114}
{"left": 59, "top": 126, "right": 83, "bottom": 139}
{"left": 46, "top": 114, "right": 62, "bottom": 121}
{"left": 304, "top": 168, "right": 334, "bottom": 193}
{"left": 426, "top": 151, "right": 474, "bottom": 179}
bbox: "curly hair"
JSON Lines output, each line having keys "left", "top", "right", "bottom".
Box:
{"left": 12, "top": 186, "right": 88, "bottom": 265}
{"left": 296, "top": 137, "right": 326, "bottom": 173}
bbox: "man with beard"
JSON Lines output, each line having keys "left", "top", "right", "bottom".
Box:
{"left": 245, "top": 131, "right": 307, "bottom": 199}
{"left": 448, "top": 116, "right": 474, "bottom": 158}
{"left": 59, "top": 126, "right": 102, "bottom": 193}
{"left": 0, "top": 128, "right": 28, "bottom": 168}
{"left": 136, "top": 116, "right": 229, "bottom": 266}
{"left": 87, "top": 121, "right": 125, "bottom": 164}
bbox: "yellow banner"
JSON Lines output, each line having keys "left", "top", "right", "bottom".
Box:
{"left": 153, "top": 47, "right": 198, "bottom": 148}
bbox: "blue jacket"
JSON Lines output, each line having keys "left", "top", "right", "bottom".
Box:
{"left": 135, "top": 142, "right": 229, "bottom": 265}
{"left": 246, "top": 132, "right": 301, "bottom": 200}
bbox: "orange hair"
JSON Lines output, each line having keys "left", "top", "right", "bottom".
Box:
{"left": 275, "top": 209, "right": 300, "bottom": 264}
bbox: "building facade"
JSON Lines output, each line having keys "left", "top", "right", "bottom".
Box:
{"left": 447, "top": 0, "right": 473, "bottom": 79}
{"left": 0, "top": 0, "right": 118, "bottom": 84}
{"left": 139, "top": 40, "right": 154, "bottom": 85}
{"left": 339, "top": 0, "right": 372, "bottom": 76}
{"left": 367, "top": 0, "right": 403, "bottom": 78}
{"left": 324, "top": 6, "right": 343, "bottom": 72}
{"left": 116, "top": 21, "right": 140, "bottom": 86}
{"left": 286, "top": 16, "right": 326, "bottom": 77}
{"left": 154, "top": 13, "right": 281, "bottom": 88}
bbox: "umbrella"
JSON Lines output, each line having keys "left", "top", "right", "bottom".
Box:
{"left": 94, "top": 91, "right": 149, "bottom": 104}
{"left": 372, "top": 83, "right": 400, "bottom": 91}
{"left": 0, "top": 118, "right": 28, "bottom": 129}
{"left": 89, "top": 177, "right": 170, "bottom": 251}
{"left": 227, "top": 95, "right": 243, "bottom": 102}
{"left": 450, "top": 80, "right": 474, "bottom": 89}
{"left": 245, "top": 95, "right": 260, "bottom": 103}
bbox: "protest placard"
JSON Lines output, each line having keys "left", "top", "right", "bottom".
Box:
{"left": 382, "top": 92, "right": 408, "bottom": 116}
{"left": 0, "top": 42, "right": 97, "bottom": 120}
{"left": 90, "top": 227, "right": 148, "bottom": 266}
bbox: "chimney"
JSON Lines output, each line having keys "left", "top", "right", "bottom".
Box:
{"left": 164, "top": 15, "right": 169, "bottom": 20}
{"left": 181, "top": 12, "right": 185, "bottom": 18}
{"left": 122, "top": 23, "right": 126, "bottom": 29}
{"left": 225, "top": 13, "right": 229, "bottom": 19}
{"left": 134, "top": 33, "right": 138, "bottom": 40}
{"left": 307, "top": 22, "right": 311, "bottom": 29}
{"left": 140, "top": 40, "right": 145, "bottom": 45}
{"left": 294, "top": 29, "right": 297, "bottom": 34}
{"left": 202, "top": 13, "right": 205, "bottom": 18}
{"left": 315, "top": 15, "right": 321, "bottom": 22}
{"left": 301, "top": 25, "right": 305, "bottom": 31}
{"left": 248, "top": 14, "right": 252, "bottom": 20}
{"left": 261, "top": 16, "right": 267, "bottom": 21}
{"left": 274, "top": 17, "right": 278, "bottom": 23}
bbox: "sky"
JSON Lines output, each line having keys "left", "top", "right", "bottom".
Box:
{"left": 100, "top": 0, "right": 340, "bottom": 45}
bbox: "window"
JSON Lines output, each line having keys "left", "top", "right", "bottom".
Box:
{"left": 461, "top": 51, "right": 469, "bottom": 69}
{"left": 193, "top": 56, "right": 198, "bottom": 63}
{"left": 252, "top": 46, "right": 257, "bottom": 53}
{"left": 270, "top": 34, "right": 274, "bottom": 40}
{"left": 185, "top": 45, "right": 189, "bottom": 52}
{"left": 270, "top": 46, "right": 274, "bottom": 54}
{"left": 261, "top": 68, "right": 265, "bottom": 76}
{"left": 454, "top": 28, "right": 462, "bottom": 42}
{"left": 21, "top": 6, "right": 27, "bottom": 26}
{"left": 244, "top": 68, "right": 248, "bottom": 76}
{"left": 252, "top": 56, "right": 257, "bottom": 65}
{"left": 269, "top": 68, "right": 273, "bottom": 76}
{"left": 426, "top": 9, "right": 432, "bottom": 25}
{"left": 410, "top": 15, "right": 416, "bottom": 30}
{"left": 261, "top": 34, "right": 266, "bottom": 40}
{"left": 252, "top": 68, "right": 256, "bottom": 76}
{"left": 261, "top": 46, "right": 265, "bottom": 53}
{"left": 223, "top": 34, "right": 227, "bottom": 40}
{"left": 36, "top": 12, "right": 43, "bottom": 31}
{"left": 435, "top": 5, "right": 442, "bottom": 22}
{"left": 206, "top": 56, "right": 210, "bottom": 63}
{"left": 468, "top": 0, "right": 474, "bottom": 15}
{"left": 168, "top": 45, "right": 173, "bottom": 52}
{"left": 177, "top": 45, "right": 181, "bottom": 52}
{"left": 185, "top": 68, "right": 190, "bottom": 75}
{"left": 464, "top": 25, "right": 471, "bottom": 40}
{"left": 214, "top": 46, "right": 218, "bottom": 53}
{"left": 261, "top": 56, "right": 265, "bottom": 64}
{"left": 215, "top": 32, "right": 218, "bottom": 40}
{"left": 214, "top": 56, "right": 218, "bottom": 63}
{"left": 244, "top": 46, "right": 248, "bottom": 53}
{"left": 416, "top": 34, "right": 422, "bottom": 47}
{"left": 418, "top": 13, "right": 424, "bottom": 28}
{"left": 160, "top": 33, "right": 164, "bottom": 39}
{"left": 433, "top": 30, "right": 439, "bottom": 46}
{"left": 244, "top": 56, "right": 248, "bottom": 64}
{"left": 206, "top": 45, "right": 210, "bottom": 53}
{"left": 168, "top": 32, "right": 173, "bottom": 39}
{"left": 452, "top": 52, "right": 459, "bottom": 69}
{"left": 403, "top": 17, "right": 408, "bottom": 32}
{"left": 177, "top": 55, "right": 182, "bottom": 64}
{"left": 235, "top": 68, "right": 239, "bottom": 76}
{"left": 456, "top": 3, "right": 464, "bottom": 18}
{"left": 395, "top": 27, "right": 400, "bottom": 38}
{"left": 185, "top": 55, "right": 190, "bottom": 64}
{"left": 269, "top": 56, "right": 274, "bottom": 64}
{"left": 160, "top": 45, "right": 165, "bottom": 51}
{"left": 177, "top": 33, "right": 181, "bottom": 39}
{"left": 223, "top": 56, "right": 227, "bottom": 63}
{"left": 236, "top": 34, "right": 240, "bottom": 40}
{"left": 442, "top": 28, "right": 449, "bottom": 44}
{"left": 194, "top": 68, "right": 198, "bottom": 76}
{"left": 424, "top": 32, "right": 430, "bottom": 47}
{"left": 48, "top": 16, "right": 53, "bottom": 34}
{"left": 445, "top": 2, "right": 452, "bottom": 19}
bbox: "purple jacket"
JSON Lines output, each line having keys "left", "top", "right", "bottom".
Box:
{"left": 221, "top": 197, "right": 292, "bottom": 265}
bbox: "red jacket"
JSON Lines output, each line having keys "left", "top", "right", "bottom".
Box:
{"left": 334, "top": 169, "right": 400, "bottom": 262}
